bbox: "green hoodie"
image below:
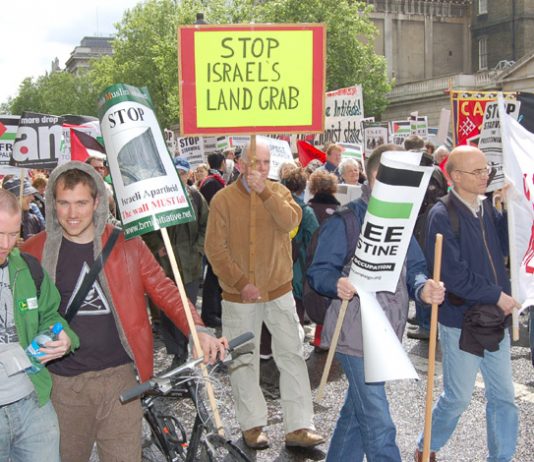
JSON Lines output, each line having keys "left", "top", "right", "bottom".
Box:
{"left": 8, "top": 248, "right": 79, "bottom": 406}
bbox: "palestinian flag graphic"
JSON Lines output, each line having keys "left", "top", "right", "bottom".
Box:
{"left": 349, "top": 151, "right": 433, "bottom": 293}
{"left": 0, "top": 116, "right": 20, "bottom": 165}
{"left": 61, "top": 115, "right": 104, "bottom": 164}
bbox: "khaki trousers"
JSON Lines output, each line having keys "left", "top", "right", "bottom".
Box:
{"left": 51, "top": 363, "right": 143, "bottom": 462}
{"left": 222, "top": 291, "right": 315, "bottom": 433}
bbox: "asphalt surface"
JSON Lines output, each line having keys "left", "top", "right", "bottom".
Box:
{"left": 90, "top": 305, "right": 534, "bottom": 461}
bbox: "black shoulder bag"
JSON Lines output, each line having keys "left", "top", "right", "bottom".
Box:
{"left": 64, "top": 227, "right": 121, "bottom": 323}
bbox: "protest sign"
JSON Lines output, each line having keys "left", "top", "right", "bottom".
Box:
{"left": 339, "top": 142, "right": 363, "bottom": 162}
{"left": 164, "top": 128, "right": 178, "bottom": 155}
{"left": 215, "top": 134, "right": 293, "bottom": 180}
{"left": 59, "top": 115, "right": 103, "bottom": 165}
{"left": 348, "top": 151, "right": 433, "bottom": 292}
{"left": 10, "top": 112, "right": 63, "bottom": 169}
{"left": 203, "top": 136, "right": 218, "bottom": 156}
{"left": 362, "top": 121, "right": 389, "bottom": 159}
{"left": 478, "top": 100, "right": 520, "bottom": 192}
{"left": 450, "top": 90, "right": 516, "bottom": 146}
{"left": 390, "top": 120, "right": 411, "bottom": 146}
{"left": 0, "top": 116, "right": 20, "bottom": 167}
{"left": 98, "top": 83, "right": 194, "bottom": 239}
{"left": 176, "top": 136, "right": 205, "bottom": 168}
{"left": 179, "top": 23, "right": 325, "bottom": 135}
{"left": 358, "top": 289, "right": 418, "bottom": 382}
{"left": 410, "top": 115, "right": 428, "bottom": 138}
{"left": 335, "top": 183, "right": 362, "bottom": 206}
{"left": 315, "top": 85, "right": 364, "bottom": 146}
{"left": 499, "top": 97, "right": 534, "bottom": 309}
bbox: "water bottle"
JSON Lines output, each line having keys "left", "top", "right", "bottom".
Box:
{"left": 25, "top": 322, "right": 63, "bottom": 374}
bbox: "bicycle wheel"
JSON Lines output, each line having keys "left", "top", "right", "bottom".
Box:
{"left": 199, "top": 433, "right": 251, "bottom": 462}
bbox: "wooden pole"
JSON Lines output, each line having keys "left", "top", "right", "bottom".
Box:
{"left": 316, "top": 299, "right": 349, "bottom": 402}
{"left": 160, "top": 227, "right": 225, "bottom": 436}
{"left": 422, "top": 233, "right": 444, "bottom": 462}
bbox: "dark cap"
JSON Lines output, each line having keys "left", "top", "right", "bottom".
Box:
{"left": 3, "top": 178, "right": 38, "bottom": 196}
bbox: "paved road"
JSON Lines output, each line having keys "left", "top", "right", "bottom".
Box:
{"left": 90, "top": 310, "right": 534, "bottom": 461}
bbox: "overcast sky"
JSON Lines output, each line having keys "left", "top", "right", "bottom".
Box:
{"left": 1, "top": 0, "right": 142, "bottom": 104}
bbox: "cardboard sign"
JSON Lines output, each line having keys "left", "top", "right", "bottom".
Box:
{"left": 349, "top": 151, "right": 433, "bottom": 292}
{"left": 390, "top": 120, "right": 411, "bottom": 146}
{"left": 10, "top": 112, "right": 63, "bottom": 169}
{"left": 178, "top": 23, "right": 326, "bottom": 135}
{"left": 98, "top": 83, "right": 194, "bottom": 239}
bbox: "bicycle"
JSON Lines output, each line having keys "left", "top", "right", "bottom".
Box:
{"left": 120, "top": 332, "right": 254, "bottom": 462}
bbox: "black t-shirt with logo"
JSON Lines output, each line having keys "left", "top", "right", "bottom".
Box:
{"left": 49, "top": 238, "right": 131, "bottom": 376}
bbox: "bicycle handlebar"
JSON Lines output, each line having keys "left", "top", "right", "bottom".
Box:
{"left": 120, "top": 379, "right": 157, "bottom": 403}
{"left": 120, "top": 331, "right": 254, "bottom": 403}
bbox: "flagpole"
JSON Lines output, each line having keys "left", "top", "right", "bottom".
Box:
{"left": 160, "top": 227, "right": 225, "bottom": 436}
{"left": 422, "top": 233, "right": 443, "bottom": 462}
{"left": 317, "top": 299, "right": 348, "bottom": 402}
{"left": 498, "top": 93, "right": 520, "bottom": 341}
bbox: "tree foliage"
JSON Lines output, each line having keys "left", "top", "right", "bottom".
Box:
{"left": 8, "top": 71, "right": 99, "bottom": 117}
{"left": 6, "top": 0, "right": 391, "bottom": 125}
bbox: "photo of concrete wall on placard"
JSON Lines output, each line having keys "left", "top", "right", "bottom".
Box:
{"left": 118, "top": 127, "right": 166, "bottom": 186}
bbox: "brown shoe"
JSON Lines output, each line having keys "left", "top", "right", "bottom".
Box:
{"left": 414, "top": 448, "right": 437, "bottom": 462}
{"left": 285, "top": 428, "right": 325, "bottom": 448}
{"left": 242, "top": 426, "right": 269, "bottom": 450}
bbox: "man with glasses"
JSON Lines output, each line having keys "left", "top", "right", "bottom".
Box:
{"left": 413, "top": 146, "right": 519, "bottom": 462}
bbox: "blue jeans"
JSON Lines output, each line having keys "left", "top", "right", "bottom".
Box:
{"left": 326, "top": 353, "right": 401, "bottom": 462}
{"left": 0, "top": 392, "right": 60, "bottom": 462}
{"left": 417, "top": 324, "right": 518, "bottom": 461}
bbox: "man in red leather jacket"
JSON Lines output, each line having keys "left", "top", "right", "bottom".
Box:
{"left": 23, "top": 161, "right": 226, "bottom": 462}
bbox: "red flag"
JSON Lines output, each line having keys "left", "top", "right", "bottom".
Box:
{"left": 297, "top": 140, "right": 326, "bottom": 167}
{"left": 69, "top": 128, "right": 105, "bottom": 162}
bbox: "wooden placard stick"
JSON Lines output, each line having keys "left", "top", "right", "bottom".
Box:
{"left": 422, "top": 233, "right": 444, "bottom": 462}
{"left": 160, "top": 226, "right": 225, "bottom": 436}
{"left": 316, "top": 299, "right": 349, "bottom": 402}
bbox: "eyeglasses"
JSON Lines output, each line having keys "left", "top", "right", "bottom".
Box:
{"left": 455, "top": 166, "right": 492, "bottom": 178}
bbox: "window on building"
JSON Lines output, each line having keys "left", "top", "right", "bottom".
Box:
{"left": 478, "top": 0, "right": 488, "bottom": 15}
{"left": 479, "top": 37, "right": 488, "bottom": 70}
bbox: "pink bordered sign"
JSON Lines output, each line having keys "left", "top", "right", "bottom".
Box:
{"left": 178, "top": 23, "right": 326, "bottom": 135}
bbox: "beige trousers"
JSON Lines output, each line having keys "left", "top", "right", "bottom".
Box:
{"left": 222, "top": 291, "right": 315, "bottom": 433}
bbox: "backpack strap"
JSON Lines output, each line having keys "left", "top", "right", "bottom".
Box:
{"left": 438, "top": 193, "right": 460, "bottom": 238}
{"left": 20, "top": 253, "right": 44, "bottom": 298}
{"left": 334, "top": 206, "right": 361, "bottom": 266}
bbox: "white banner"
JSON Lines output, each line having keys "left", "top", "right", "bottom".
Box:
{"left": 349, "top": 151, "right": 433, "bottom": 292}
{"left": 98, "top": 84, "right": 194, "bottom": 239}
{"left": 359, "top": 289, "right": 418, "bottom": 382}
{"left": 499, "top": 96, "right": 534, "bottom": 309}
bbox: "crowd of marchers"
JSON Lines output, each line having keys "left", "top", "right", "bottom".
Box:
{"left": 0, "top": 135, "right": 524, "bottom": 462}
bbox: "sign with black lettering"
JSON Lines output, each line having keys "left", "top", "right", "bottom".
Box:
{"left": 10, "top": 112, "right": 63, "bottom": 169}
{"left": 178, "top": 23, "right": 325, "bottom": 135}
{"left": 0, "top": 116, "right": 20, "bottom": 174}
{"left": 98, "top": 83, "right": 194, "bottom": 239}
{"left": 348, "top": 151, "right": 433, "bottom": 292}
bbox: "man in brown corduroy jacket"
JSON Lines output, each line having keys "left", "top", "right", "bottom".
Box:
{"left": 205, "top": 142, "right": 325, "bottom": 450}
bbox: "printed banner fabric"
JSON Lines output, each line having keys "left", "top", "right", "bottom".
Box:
{"left": 348, "top": 151, "right": 433, "bottom": 293}
{"left": 499, "top": 97, "right": 534, "bottom": 308}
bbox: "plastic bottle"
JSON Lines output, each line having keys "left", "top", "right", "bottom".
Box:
{"left": 25, "top": 322, "right": 63, "bottom": 374}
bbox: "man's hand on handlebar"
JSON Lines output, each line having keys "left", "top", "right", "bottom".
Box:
{"left": 197, "top": 332, "right": 228, "bottom": 364}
